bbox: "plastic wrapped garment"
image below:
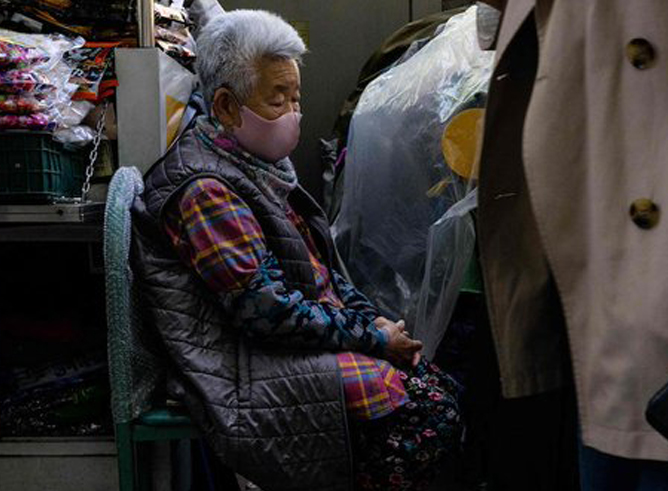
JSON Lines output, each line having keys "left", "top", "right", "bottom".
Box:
{"left": 414, "top": 189, "right": 478, "bottom": 359}
{"left": 332, "top": 7, "right": 493, "bottom": 344}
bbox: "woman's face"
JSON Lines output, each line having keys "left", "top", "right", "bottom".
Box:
{"left": 245, "top": 57, "right": 301, "bottom": 120}
{"left": 212, "top": 57, "right": 301, "bottom": 129}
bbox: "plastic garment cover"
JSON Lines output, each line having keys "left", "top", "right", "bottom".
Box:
{"left": 415, "top": 189, "right": 477, "bottom": 359}
{"left": 332, "top": 7, "right": 493, "bottom": 351}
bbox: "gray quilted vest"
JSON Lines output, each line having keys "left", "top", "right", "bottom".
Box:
{"left": 131, "top": 131, "right": 353, "bottom": 491}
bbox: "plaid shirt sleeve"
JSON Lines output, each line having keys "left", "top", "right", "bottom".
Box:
{"left": 337, "top": 352, "right": 408, "bottom": 420}
{"left": 164, "top": 178, "right": 267, "bottom": 293}
{"left": 164, "top": 178, "right": 388, "bottom": 355}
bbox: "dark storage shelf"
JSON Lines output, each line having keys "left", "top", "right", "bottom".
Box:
{"left": 0, "top": 203, "right": 104, "bottom": 242}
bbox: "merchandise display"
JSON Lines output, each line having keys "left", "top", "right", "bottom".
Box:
{"left": 0, "top": 28, "right": 83, "bottom": 130}
{"left": 155, "top": 24, "right": 188, "bottom": 45}
{"left": 154, "top": 2, "right": 197, "bottom": 69}
{"left": 0, "top": 93, "right": 51, "bottom": 113}
{"left": 154, "top": 3, "right": 189, "bottom": 25}
{"left": 65, "top": 41, "right": 119, "bottom": 102}
{"left": 0, "top": 41, "right": 48, "bottom": 69}
{"left": 0, "top": 9, "right": 195, "bottom": 437}
{"left": 0, "top": 111, "right": 53, "bottom": 130}
{"left": 0, "top": 69, "right": 56, "bottom": 94}
{"left": 0, "top": 0, "right": 137, "bottom": 41}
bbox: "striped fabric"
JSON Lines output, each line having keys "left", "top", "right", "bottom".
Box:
{"left": 165, "top": 179, "right": 265, "bottom": 293}
{"left": 284, "top": 204, "right": 345, "bottom": 308}
{"left": 164, "top": 178, "right": 408, "bottom": 420}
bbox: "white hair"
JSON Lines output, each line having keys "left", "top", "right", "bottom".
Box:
{"left": 196, "top": 9, "right": 306, "bottom": 108}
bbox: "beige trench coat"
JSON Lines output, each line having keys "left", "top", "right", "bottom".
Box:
{"left": 478, "top": 0, "right": 668, "bottom": 461}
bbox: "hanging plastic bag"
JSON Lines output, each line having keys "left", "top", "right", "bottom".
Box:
{"left": 332, "top": 7, "right": 493, "bottom": 329}
{"left": 58, "top": 99, "right": 94, "bottom": 127}
{"left": 53, "top": 125, "right": 96, "bottom": 147}
{"left": 413, "top": 189, "right": 478, "bottom": 359}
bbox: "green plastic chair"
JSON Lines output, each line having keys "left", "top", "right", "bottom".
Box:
{"left": 104, "top": 167, "right": 200, "bottom": 491}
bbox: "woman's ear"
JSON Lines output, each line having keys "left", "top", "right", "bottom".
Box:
{"left": 212, "top": 87, "right": 242, "bottom": 130}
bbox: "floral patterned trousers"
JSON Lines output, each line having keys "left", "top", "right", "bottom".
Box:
{"left": 351, "top": 359, "right": 463, "bottom": 491}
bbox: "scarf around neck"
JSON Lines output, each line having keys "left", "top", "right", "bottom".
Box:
{"left": 194, "top": 115, "right": 298, "bottom": 205}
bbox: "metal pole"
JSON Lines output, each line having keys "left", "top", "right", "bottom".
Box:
{"left": 137, "top": 0, "right": 155, "bottom": 47}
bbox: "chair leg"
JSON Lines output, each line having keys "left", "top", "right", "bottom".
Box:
{"left": 116, "top": 423, "right": 135, "bottom": 491}
{"left": 136, "top": 441, "right": 153, "bottom": 491}
{"left": 171, "top": 439, "right": 192, "bottom": 491}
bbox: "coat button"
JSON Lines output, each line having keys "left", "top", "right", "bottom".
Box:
{"left": 630, "top": 198, "right": 660, "bottom": 229}
{"left": 627, "top": 38, "right": 656, "bottom": 69}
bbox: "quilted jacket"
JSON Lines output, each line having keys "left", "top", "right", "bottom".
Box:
{"left": 130, "top": 131, "right": 353, "bottom": 490}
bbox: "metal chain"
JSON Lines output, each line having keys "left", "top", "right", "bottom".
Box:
{"left": 80, "top": 100, "right": 109, "bottom": 202}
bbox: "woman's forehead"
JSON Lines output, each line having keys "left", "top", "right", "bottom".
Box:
{"left": 256, "top": 58, "right": 301, "bottom": 91}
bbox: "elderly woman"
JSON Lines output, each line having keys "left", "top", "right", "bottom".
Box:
{"left": 132, "top": 10, "right": 461, "bottom": 491}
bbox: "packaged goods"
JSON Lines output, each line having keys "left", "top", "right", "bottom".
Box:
{"left": 65, "top": 42, "right": 119, "bottom": 102}
{"left": 0, "top": 93, "right": 51, "bottom": 114}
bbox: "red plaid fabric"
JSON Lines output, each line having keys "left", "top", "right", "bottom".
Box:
{"left": 164, "top": 178, "right": 265, "bottom": 293}
{"left": 337, "top": 352, "right": 409, "bottom": 420}
{"left": 164, "top": 178, "right": 407, "bottom": 420}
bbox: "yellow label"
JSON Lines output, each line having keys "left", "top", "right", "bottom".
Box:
{"left": 166, "top": 95, "right": 187, "bottom": 147}
{"left": 441, "top": 108, "right": 485, "bottom": 179}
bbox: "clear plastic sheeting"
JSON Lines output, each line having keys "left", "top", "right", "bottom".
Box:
{"left": 415, "top": 189, "right": 478, "bottom": 359}
{"left": 332, "top": 6, "right": 493, "bottom": 349}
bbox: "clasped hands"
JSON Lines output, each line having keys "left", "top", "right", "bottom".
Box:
{"left": 374, "top": 316, "right": 423, "bottom": 369}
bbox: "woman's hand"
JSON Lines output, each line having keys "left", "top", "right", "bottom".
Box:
{"left": 375, "top": 317, "right": 423, "bottom": 369}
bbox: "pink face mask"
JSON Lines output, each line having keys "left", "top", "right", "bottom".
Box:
{"left": 233, "top": 106, "right": 302, "bottom": 163}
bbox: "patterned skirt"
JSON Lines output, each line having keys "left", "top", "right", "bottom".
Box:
{"left": 350, "top": 358, "right": 462, "bottom": 491}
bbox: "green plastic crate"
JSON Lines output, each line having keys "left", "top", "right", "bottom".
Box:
{"left": 0, "top": 132, "right": 87, "bottom": 203}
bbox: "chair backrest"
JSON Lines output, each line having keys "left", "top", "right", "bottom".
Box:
{"left": 104, "top": 167, "right": 165, "bottom": 424}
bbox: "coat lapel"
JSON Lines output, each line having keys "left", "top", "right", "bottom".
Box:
{"left": 495, "top": 0, "right": 536, "bottom": 65}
